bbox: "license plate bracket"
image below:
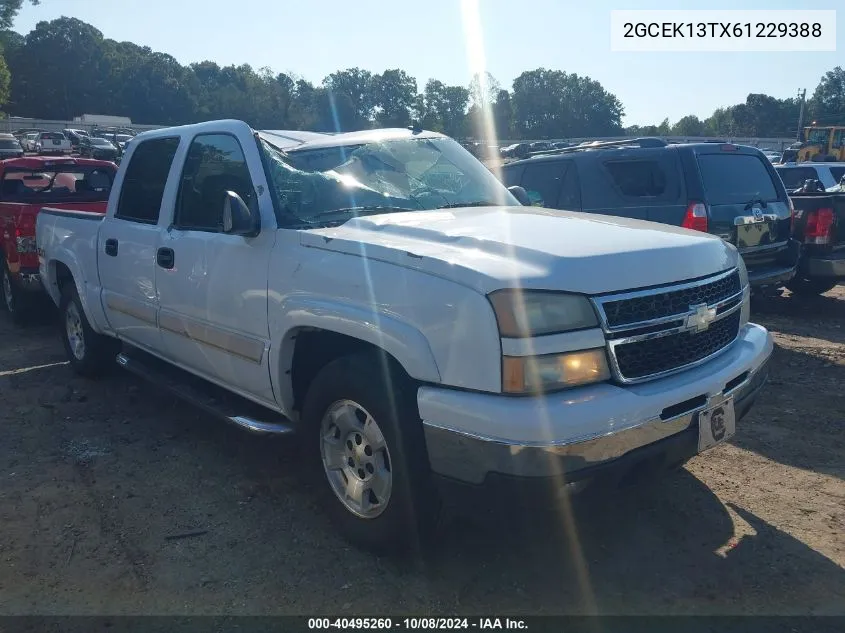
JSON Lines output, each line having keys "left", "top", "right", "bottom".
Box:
{"left": 698, "top": 396, "right": 736, "bottom": 452}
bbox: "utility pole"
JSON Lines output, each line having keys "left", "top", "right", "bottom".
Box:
{"left": 796, "top": 88, "right": 807, "bottom": 141}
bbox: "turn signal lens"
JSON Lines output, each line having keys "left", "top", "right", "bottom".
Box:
{"left": 503, "top": 349, "right": 610, "bottom": 394}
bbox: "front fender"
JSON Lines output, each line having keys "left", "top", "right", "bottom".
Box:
{"left": 270, "top": 296, "right": 441, "bottom": 414}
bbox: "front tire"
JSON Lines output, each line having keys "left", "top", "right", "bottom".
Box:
{"left": 786, "top": 277, "right": 838, "bottom": 296}
{"left": 60, "top": 283, "right": 120, "bottom": 377}
{"left": 301, "top": 351, "right": 439, "bottom": 554}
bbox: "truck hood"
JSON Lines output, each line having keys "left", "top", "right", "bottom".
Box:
{"left": 300, "top": 207, "right": 738, "bottom": 295}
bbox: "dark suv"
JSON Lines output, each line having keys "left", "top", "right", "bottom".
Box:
{"left": 501, "top": 139, "right": 801, "bottom": 291}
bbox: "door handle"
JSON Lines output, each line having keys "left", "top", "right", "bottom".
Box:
{"left": 104, "top": 238, "right": 118, "bottom": 256}
{"left": 156, "top": 247, "right": 175, "bottom": 269}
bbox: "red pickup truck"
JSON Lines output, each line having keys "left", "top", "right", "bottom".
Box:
{"left": 1, "top": 156, "right": 117, "bottom": 324}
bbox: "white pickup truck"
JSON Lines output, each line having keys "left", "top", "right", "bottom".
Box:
{"left": 37, "top": 119, "right": 773, "bottom": 552}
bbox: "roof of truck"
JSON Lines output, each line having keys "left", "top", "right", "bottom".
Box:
{"left": 258, "top": 127, "right": 445, "bottom": 152}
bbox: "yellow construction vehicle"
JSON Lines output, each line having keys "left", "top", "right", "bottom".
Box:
{"left": 797, "top": 126, "right": 845, "bottom": 162}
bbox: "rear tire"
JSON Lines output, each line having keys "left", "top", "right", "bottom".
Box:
{"left": 59, "top": 283, "right": 120, "bottom": 377}
{"left": 786, "top": 277, "right": 838, "bottom": 296}
{"left": 301, "top": 350, "right": 439, "bottom": 554}
{"left": 2, "top": 260, "right": 32, "bottom": 326}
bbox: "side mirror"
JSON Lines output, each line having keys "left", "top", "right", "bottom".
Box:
{"left": 222, "top": 190, "right": 260, "bottom": 237}
{"left": 508, "top": 185, "right": 531, "bottom": 206}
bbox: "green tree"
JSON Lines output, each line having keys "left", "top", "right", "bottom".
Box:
{"left": 511, "top": 68, "right": 623, "bottom": 138}
{"left": 0, "top": 54, "right": 9, "bottom": 109}
{"left": 323, "top": 67, "right": 374, "bottom": 128}
{"left": 492, "top": 89, "right": 513, "bottom": 140}
{"left": 469, "top": 71, "right": 501, "bottom": 109}
{"left": 420, "top": 79, "right": 469, "bottom": 137}
{"left": 671, "top": 115, "right": 705, "bottom": 136}
{"left": 808, "top": 66, "right": 845, "bottom": 126}
{"left": 372, "top": 69, "right": 417, "bottom": 127}
{"left": 8, "top": 17, "right": 106, "bottom": 118}
{"left": 0, "top": 0, "right": 39, "bottom": 30}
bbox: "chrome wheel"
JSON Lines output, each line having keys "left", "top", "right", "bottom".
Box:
{"left": 320, "top": 399, "right": 392, "bottom": 519}
{"left": 2, "top": 268, "right": 13, "bottom": 312}
{"left": 65, "top": 301, "right": 86, "bottom": 361}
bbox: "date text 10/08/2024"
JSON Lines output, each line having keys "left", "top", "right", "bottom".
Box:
{"left": 307, "top": 618, "right": 528, "bottom": 630}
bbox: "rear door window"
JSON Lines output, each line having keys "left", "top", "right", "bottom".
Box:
{"left": 115, "top": 137, "right": 180, "bottom": 224}
{"left": 557, "top": 161, "right": 580, "bottom": 210}
{"left": 520, "top": 161, "right": 565, "bottom": 207}
{"left": 775, "top": 167, "right": 819, "bottom": 190}
{"left": 604, "top": 160, "right": 666, "bottom": 197}
{"left": 501, "top": 165, "right": 524, "bottom": 188}
{"left": 697, "top": 154, "right": 779, "bottom": 204}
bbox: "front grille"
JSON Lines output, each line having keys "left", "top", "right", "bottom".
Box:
{"left": 614, "top": 312, "right": 741, "bottom": 380}
{"left": 603, "top": 271, "right": 741, "bottom": 328}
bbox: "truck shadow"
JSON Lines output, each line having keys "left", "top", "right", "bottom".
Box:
{"left": 420, "top": 470, "right": 845, "bottom": 615}
{"left": 751, "top": 290, "right": 845, "bottom": 345}
{"left": 730, "top": 343, "right": 844, "bottom": 481}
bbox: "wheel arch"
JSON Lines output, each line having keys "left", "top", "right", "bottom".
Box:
{"left": 272, "top": 298, "right": 441, "bottom": 417}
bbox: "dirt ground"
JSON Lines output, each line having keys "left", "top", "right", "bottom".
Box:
{"left": 0, "top": 287, "right": 843, "bottom": 616}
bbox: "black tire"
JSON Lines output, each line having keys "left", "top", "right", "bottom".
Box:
{"left": 59, "top": 283, "right": 120, "bottom": 377}
{"left": 301, "top": 350, "right": 439, "bottom": 554}
{"left": 786, "top": 277, "right": 838, "bottom": 297}
{"left": 2, "top": 260, "right": 32, "bottom": 326}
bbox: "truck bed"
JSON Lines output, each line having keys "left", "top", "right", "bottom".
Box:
{"left": 36, "top": 206, "right": 105, "bottom": 310}
{"left": 790, "top": 192, "right": 845, "bottom": 252}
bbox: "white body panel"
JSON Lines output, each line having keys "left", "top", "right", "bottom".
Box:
{"left": 98, "top": 219, "right": 161, "bottom": 349}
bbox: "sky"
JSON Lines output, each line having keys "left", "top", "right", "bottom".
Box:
{"left": 12, "top": 0, "right": 844, "bottom": 126}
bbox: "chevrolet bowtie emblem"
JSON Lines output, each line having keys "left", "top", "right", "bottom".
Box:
{"left": 685, "top": 303, "right": 717, "bottom": 333}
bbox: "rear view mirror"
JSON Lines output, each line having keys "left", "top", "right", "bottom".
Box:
{"left": 222, "top": 190, "right": 260, "bottom": 237}
{"left": 508, "top": 185, "right": 531, "bottom": 206}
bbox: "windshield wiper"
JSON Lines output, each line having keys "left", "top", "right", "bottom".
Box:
{"left": 436, "top": 201, "right": 499, "bottom": 209}
{"left": 306, "top": 205, "right": 416, "bottom": 221}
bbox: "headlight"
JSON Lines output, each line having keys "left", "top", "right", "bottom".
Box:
{"left": 16, "top": 236, "right": 37, "bottom": 253}
{"left": 503, "top": 349, "right": 611, "bottom": 393}
{"left": 489, "top": 289, "right": 598, "bottom": 337}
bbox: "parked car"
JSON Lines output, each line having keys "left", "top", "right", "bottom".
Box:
{"left": 775, "top": 162, "right": 845, "bottom": 192}
{"left": 500, "top": 142, "right": 530, "bottom": 159}
{"left": 501, "top": 138, "right": 801, "bottom": 293}
{"left": 93, "top": 132, "right": 134, "bottom": 157}
{"left": 63, "top": 128, "right": 90, "bottom": 151}
{"left": 21, "top": 132, "right": 41, "bottom": 153}
{"left": 12, "top": 128, "right": 47, "bottom": 139}
{"left": 784, "top": 190, "right": 845, "bottom": 295}
{"left": 0, "top": 156, "right": 117, "bottom": 323}
{"left": 36, "top": 131, "right": 72, "bottom": 156}
{"left": 78, "top": 135, "right": 120, "bottom": 161}
{"left": 0, "top": 133, "right": 25, "bottom": 159}
{"left": 37, "top": 120, "right": 772, "bottom": 552}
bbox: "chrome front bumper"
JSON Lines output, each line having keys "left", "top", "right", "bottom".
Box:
{"left": 421, "top": 323, "right": 772, "bottom": 486}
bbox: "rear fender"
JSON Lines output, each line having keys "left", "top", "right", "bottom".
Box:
{"left": 43, "top": 251, "right": 109, "bottom": 334}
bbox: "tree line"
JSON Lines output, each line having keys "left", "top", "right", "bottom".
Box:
{"left": 0, "top": 11, "right": 843, "bottom": 141}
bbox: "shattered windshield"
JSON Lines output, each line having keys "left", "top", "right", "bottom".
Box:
{"left": 260, "top": 136, "right": 517, "bottom": 227}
